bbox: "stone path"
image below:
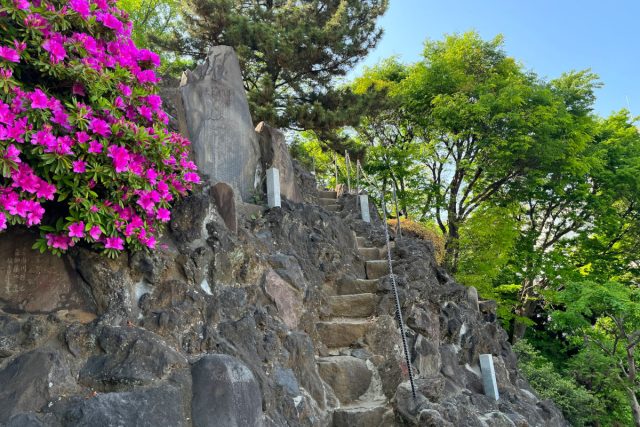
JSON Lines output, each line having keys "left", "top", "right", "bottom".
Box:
{"left": 315, "top": 190, "right": 395, "bottom": 427}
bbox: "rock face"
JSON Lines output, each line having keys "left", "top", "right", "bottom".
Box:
{"left": 0, "top": 47, "right": 569, "bottom": 426}
{"left": 180, "top": 46, "right": 261, "bottom": 201}
{"left": 255, "top": 122, "right": 303, "bottom": 203}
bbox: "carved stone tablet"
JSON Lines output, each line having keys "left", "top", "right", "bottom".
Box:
{"left": 211, "top": 182, "right": 237, "bottom": 233}
{"left": 0, "top": 228, "right": 93, "bottom": 314}
{"left": 180, "top": 46, "right": 261, "bottom": 201}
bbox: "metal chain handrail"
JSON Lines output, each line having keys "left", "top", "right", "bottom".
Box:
{"left": 356, "top": 161, "right": 417, "bottom": 400}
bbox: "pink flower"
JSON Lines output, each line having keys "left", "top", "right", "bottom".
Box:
{"left": 184, "top": 172, "right": 201, "bottom": 183}
{"left": 0, "top": 46, "right": 20, "bottom": 63}
{"left": 4, "top": 144, "right": 21, "bottom": 163}
{"left": 105, "top": 236, "right": 124, "bottom": 250}
{"left": 0, "top": 68, "right": 12, "bottom": 80}
{"left": 89, "top": 117, "right": 111, "bottom": 137}
{"left": 72, "top": 160, "right": 86, "bottom": 173}
{"left": 156, "top": 208, "right": 171, "bottom": 222}
{"left": 97, "top": 12, "right": 123, "bottom": 33}
{"left": 42, "top": 36, "right": 66, "bottom": 64}
{"left": 72, "top": 82, "right": 85, "bottom": 96}
{"left": 68, "top": 221, "right": 85, "bottom": 238}
{"left": 117, "top": 83, "right": 132, "bottom": 97}
{"left": 89, "top": 225, "right": 101, "bottom": 240}
{"left": 107, "top": 145, "right": 130, "bottom": 172}
{"left": 69, "top": 0, "right": 90, "bottom": 19}
{"left": 0, "top": 212, "right": 6, "bottom": 230}
{"left": 30, "top": 89, "right": 48, "bottom": 109}
{"left": 46, "top": 233, "right": 72, "bottom": 250}
{"left": 88, "top": 140, "right": 103, "bottom": 153}
{"left": 14, "top": 0, "right": 30, "bottom": 10}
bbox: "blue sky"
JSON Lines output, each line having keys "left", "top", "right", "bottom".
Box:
{"left": 349, "top": 0, "right": 639, "bottom": 118}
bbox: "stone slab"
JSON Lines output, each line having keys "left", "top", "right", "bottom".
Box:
{"left": 316, "top": 356, "right": 372, "bottom": 404}
{"left": 266, "top": 168, "right": 281, "bottom": 208}
{"left": 479, "top": 354, "right": 499, "bottom": 401}
{"left": 360, "top": 195, "right": 371, "bottom": 223}
{"left": 180, "top": 46, "right": 261, "bottom": 201}
{"left": 264, "top": 270, "right": 302, "bottom": 329}
{"left": 0, "top": 229, "right": 93, "bottom": 314}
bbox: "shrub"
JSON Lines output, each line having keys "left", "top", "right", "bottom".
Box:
{"left": 513, "top": 339, "right": 603, "bottom": 426}
{"left": 387, "top": 218, "right": 444, "bottom": 264}
{"left": 0, "top": 0, "right": 199, "bottom": 256}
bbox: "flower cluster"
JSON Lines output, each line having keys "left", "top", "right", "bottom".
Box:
{"left": 0, "top": 0, "right": 199, "bottom": 255}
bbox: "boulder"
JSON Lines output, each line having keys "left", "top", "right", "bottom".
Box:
{"left": 316, "top": 356, "right": 372, "bottom": 403}
{"left": 211, "top": 182, "right": 238, "bottom": 233}
{"left": 263, "top": 270, "right": 303, "bottom": 329}
{"left": 180, "top": 46, "right": 261, "bottom": 201}
{"left": 0, "top": 228, "right": 93, "bottom": 314}
{"left": 191, "top": 354, "right": 263, "bottom": 427}
{"left": 255, "top": 122, "right": 302, "bottom": 203}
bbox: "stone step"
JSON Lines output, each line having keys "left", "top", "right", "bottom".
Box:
{"left": 316, "top": 319, "right": 371, "bottom": 348}
{"left": 332, "top": 400, "right": 390, "bottom": 427}
{"left": 317, "top": 356, "right": 372, "bottom": 404}
{"left": 318, "top": 197, "right": 337, "bottom": 206}
{"left": 324, "top": 204, "right": 341, "bottom": 212}
{"left": 356, "top": 236, "right": 368, "bottom": 248}
{"left": 337, "top": 278, "right": 378, "bottom": 295}
{"left": 329, "top": 294, "right": 377, "bottom": 317}
{"left": 318, "top": 190, "right": 337, "bottom": 199}
{"left": 365, "top": 260, "right": 389, "bottom": 280}
{"left": 358, "top": 247, "right": 381, "bottom": 261}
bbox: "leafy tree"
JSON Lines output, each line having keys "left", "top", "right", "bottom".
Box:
{"left": 553, "top": 281, "right": 640, "bottom": 426}
{"left": 160, "top": 0, "right": 388, "bottom": 134}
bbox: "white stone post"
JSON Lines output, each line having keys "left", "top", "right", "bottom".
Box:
{"left": 479, "top": 354, "right": 499, "bottom": 401}
{"left": 360, "top": 195, "right": 370, "bottom": 223}
{"left": 266, "top": 168, "right": 281, "bottom": 208}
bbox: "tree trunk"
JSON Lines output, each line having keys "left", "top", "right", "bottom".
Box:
{"left": 444, "top": 221, "right": 460, "bottom": 273}
{"left": 628, "top": 388, "right": 640, "bottom": 427}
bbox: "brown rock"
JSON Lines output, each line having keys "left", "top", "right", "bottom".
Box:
{"left": 255, "top": 122, "right": 302, "bottom": 203}
{"left": 0, "top": 229, "right": 93, "bottom": 314}
{"left": 317, "top": 355, "right": 372, "bottom": 403}
{"left": 263, "top": 270, "right": 303, "bottom": 329}
{"left": 211, "top": 182, "right": 237, "bottom": 233}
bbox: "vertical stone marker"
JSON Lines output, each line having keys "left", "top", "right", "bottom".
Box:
{"left": 180, "top": 46, "right": 261, "bottom": 201}
{"left": 479, "top": 354, "right": 499, "bottom": 401}
{"left": 360, "top": 195, "right": 371, "bottom": 223}
{"left": 267, "top": 168, "right": 281, "bottom": 208}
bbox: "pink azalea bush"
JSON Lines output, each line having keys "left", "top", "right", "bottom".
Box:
{"left": 0, "top": 0, "right": 200, "bottom": 256}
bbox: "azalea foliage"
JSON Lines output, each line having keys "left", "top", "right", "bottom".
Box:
{"left": 0, "top": 0, "right": 199, "bottom": 256}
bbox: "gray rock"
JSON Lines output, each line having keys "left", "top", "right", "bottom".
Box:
{"left": 317, "top": 356, "right": 372, "bottom": 404}
{"left": 4, "top": 413, "right": 45, "bottom": 427}
{"left": 57, "top": 385, "right": 187, "bottom": 426}
{"left": 0, "top": 350, "right": 70, "bottom": 423}
{"left": 180, "top": 46, "right": 261, "bottom": 201}
{"left": 191, "top": 354, "right": 263, "bottom": 427}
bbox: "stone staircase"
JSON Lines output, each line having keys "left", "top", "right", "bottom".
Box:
{"left": 314, "top": 189, "right": 395, "bottom": 427}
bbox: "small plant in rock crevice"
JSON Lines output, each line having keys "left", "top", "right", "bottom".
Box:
{"left": 0, "top": 0, "right": 199, "bottom": 257}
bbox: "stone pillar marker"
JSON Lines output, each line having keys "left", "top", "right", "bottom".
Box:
{"left": 360, "top": 195, "right": 370, "bottom": 223}
{"left": 267, "top": 168, "right": 281, "bottom": 208}
{"left": 479, "top": 354, "right": 499, "bottom": 401}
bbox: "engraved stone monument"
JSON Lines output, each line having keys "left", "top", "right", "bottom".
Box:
{"left": 360, "top": 195, "right": 371, "bottom": 223}
{"left": 180, "top": 46, "right": 261, "bottom": 201}
{"left": 211, "top": 182, "right": 237, "bottom": 233}
{"left": 479, "top": 354, "right": 500, "bottom": 401}
{"left": 267, "top": 168, "right": 281, "bottom": 208}
{"left": 0, "top": 229, "right": 94, "bottom": 313}
{"left": 255, "top": 122, "right": 302, "bottom": 203}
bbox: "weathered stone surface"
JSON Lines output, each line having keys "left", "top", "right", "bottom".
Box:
{"left": 284, "top": 332, "right": 326, "bottom": 406}
{"left": 0, "top": 349, "right": 70, "bottom": 423}
{"left": 57, "top": 385, "right": 188, "bottom": 427}
{"left": 332, "top": 402, "right": 389, "bottom": 427}
{"left": 180, "top": 46, "right": 261, "bottom": 200}
{"left": 337, "top": 277, "right": 378, "bottom": 295}
{"left": 414, "top": 335, "right": 441, "bottom": 377}
{"left": 316, "top": 319, "right": 370, "bottom": 348}
{"left": 317, "top": 356, "right": 372, "bottom": 403}
{"left": 263, "top": 269, "right": 303, "bottom": 329}
{"left": 467, "top": 286, "right": 480, "bottom": 311}
{"left": 256, "top": 122, "right": 302, "bottom": 203}
{"left": 329, "top": 294, "right": 376, "bottom": 317}
{"left": 191, "top": 354, "right": 263, "bottom": 427}
{"left": 211, "top": 182, "right": 238, "bottom": 233}
{"left": 365, "top": 260, "right": 389, "bottom": 280}
{"left": 79, "top": 326, "right": 187, "bottom": 390}
{"left": 266, "top": 167, "right": 281, "bottom": 208}
{"left": 0, "top": 229, "right": 93, "bottom": 314}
